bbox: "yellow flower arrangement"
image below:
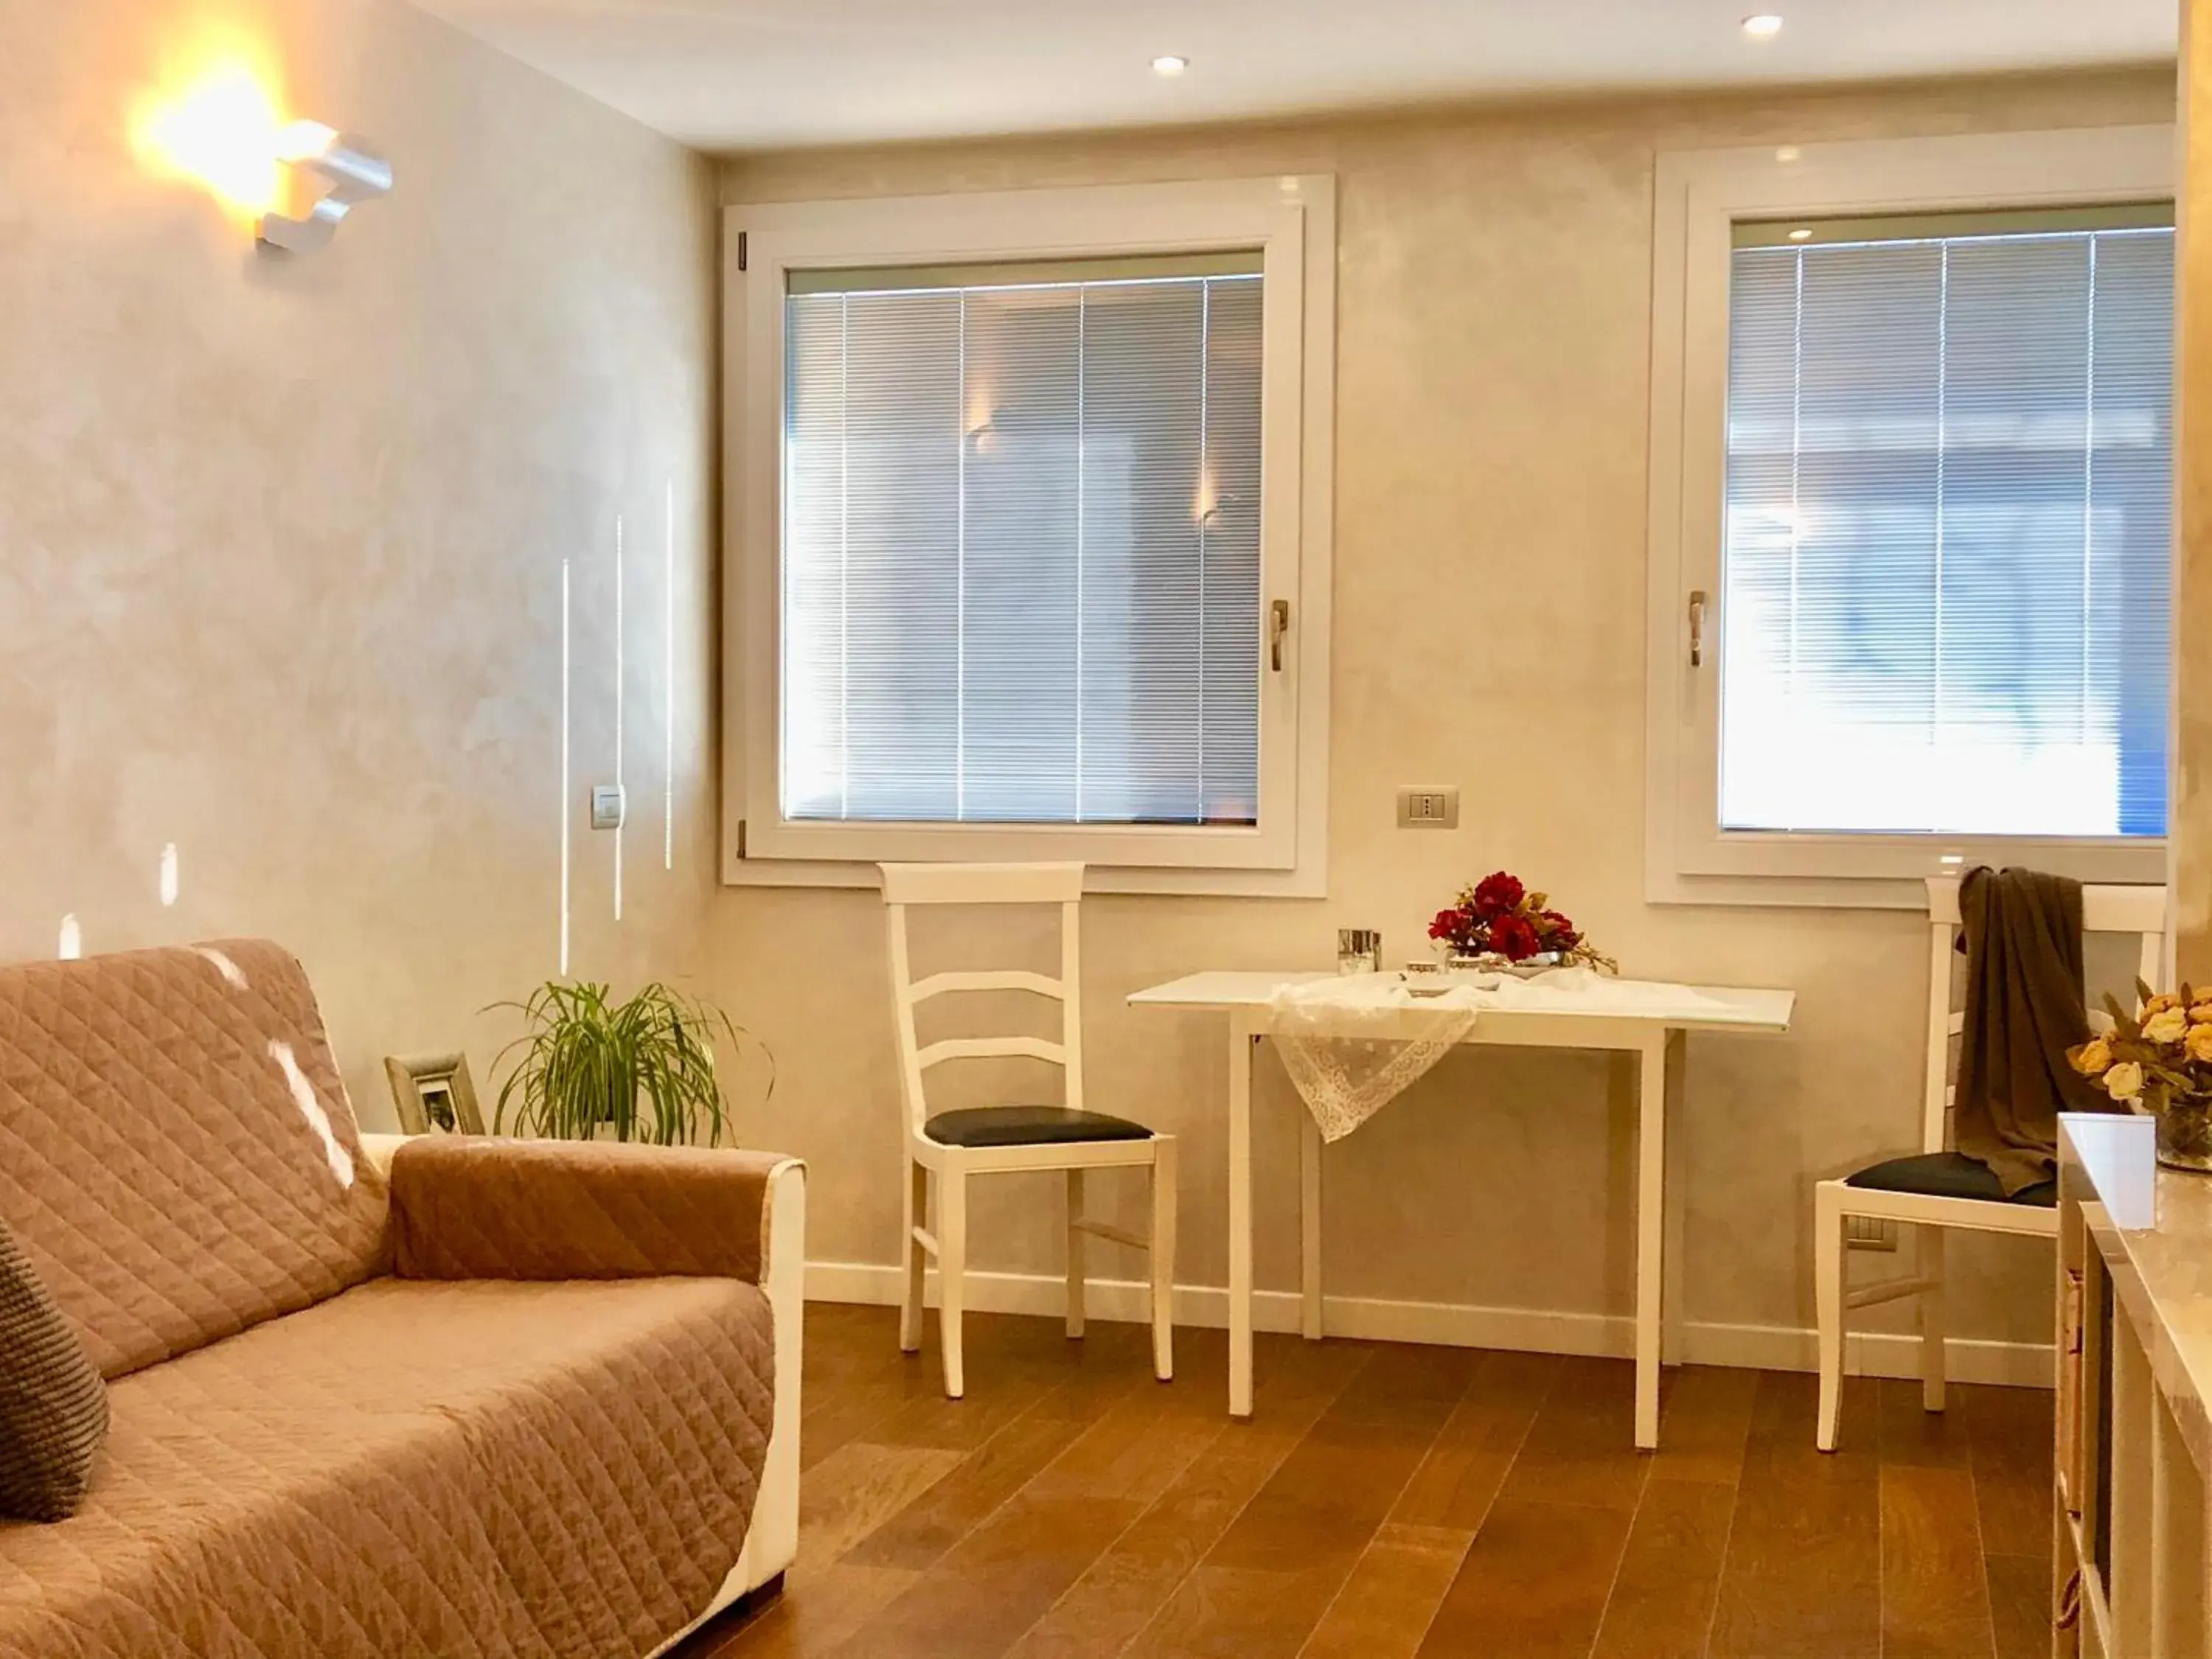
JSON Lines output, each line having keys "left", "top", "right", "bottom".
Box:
{"left": 2145, "top": 1007, "right": 2189, "bottom": 1044}
{"left": 2067, "top": 978, "right": 2212, "bottom": 1124}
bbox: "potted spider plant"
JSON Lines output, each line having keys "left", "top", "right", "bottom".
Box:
{"left": 487, "top": 980, "right": 766, "bottom": 1146}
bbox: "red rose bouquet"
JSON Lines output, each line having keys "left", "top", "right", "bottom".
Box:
{"left": 1427, "top": 872, "right": 1616, "bottom": 973}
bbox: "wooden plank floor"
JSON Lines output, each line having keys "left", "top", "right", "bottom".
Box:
{"left": 677, "top": 1305, "right": 2053, "bottom": 1659}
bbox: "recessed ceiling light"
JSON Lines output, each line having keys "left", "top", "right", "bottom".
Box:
{"left": 1775, "top": 145, "right": 1801, "bottom": 163}
{"left": 1787, "top": 227, "right": 1813, "bottom": 241}
{"left": 1152, "top": 55, "right": 1189, "bottom": 77}
{"left": 1742, "top": 14, "right": 1784, "bottom": 39}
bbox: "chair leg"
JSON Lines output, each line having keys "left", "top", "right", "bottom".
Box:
{"left": 1919, "top": 1224, "right": 1947, "bottom": 1414}
{"left": 1065, "top": 1169, "right": 1087, "bottom": 1340}
{"left": 900, "top": 1158, "right": 926, "bottom": 1354}
{"left": 939, "top": 1164, "right": 967, "bottom": 1399}
{"left": 1150, "top": 1137, "right": 1177, "bottom": 1381}
{"left": 1815, "top": 1182, "right": 1846, "bottom": 1453}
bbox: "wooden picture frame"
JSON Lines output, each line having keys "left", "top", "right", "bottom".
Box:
{"left": 383, "top": 1052, "right": 486, "bottom": 1136}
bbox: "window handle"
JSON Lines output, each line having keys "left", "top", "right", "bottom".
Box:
{"left": 1688, "top": 589, "right": 1708, "bottom": 668}
{"left": 1270, "top": 599, "right": 1291, "bottom": 672}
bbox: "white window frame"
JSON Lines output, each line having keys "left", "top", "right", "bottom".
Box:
{"left": 722, "top": 177, "right": 1335, "bottom": 897}
{"left": 1645, "top": 125, "right": 2175, "bottom": 909}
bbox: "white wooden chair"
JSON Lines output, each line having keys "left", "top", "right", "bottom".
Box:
{"left": 1813, "top": 874, "right": 2165, "bottom": 1452}
{"left": 880, "top": 861, "right": 1176, "bottom": 1399}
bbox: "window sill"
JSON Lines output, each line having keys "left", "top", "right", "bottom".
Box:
{"left": 720, "top": 853, "right": 1325, "bottom": 900}
{"left": 1651, "top": 871, "right": 1953, "bottom": 911}
{"left": 1649, "top": 838, "right": 2168, "bottom": 910}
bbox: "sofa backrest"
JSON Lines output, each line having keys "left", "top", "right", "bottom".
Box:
{"left": 0, "top": 940, "right": 391, "bottom": 1379}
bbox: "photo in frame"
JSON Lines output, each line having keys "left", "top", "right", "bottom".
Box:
{"left": 383, "top": 1051, "right": 486, "bottom": 1136}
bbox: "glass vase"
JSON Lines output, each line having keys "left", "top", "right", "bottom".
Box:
{"left": 2155, "top": 1098, "right": 2212, "bottom": 1173}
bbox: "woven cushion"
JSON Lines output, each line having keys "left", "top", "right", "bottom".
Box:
{"left": 0, "top": 1218, "right": 107, "bottom": 1522}
{"left": 0, "top": 941, "right": 392, "bottom": 1380}
{"left": 924, "top": 1105, "right": 1154, "bottom": 1149}
{"left": 1845, "top": 1150, "right": 2058, "bottom": 1208}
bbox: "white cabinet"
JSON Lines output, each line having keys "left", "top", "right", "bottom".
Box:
{"left": 2056, "top": 1114, "right": 2212, "bottom": 1658}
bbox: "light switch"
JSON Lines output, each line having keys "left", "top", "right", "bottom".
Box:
{"left": 1396, "top": 787, "right": 1459, "bottom": 829}
{"left": 591, "top": 785, "right": 627, "bottom": 831}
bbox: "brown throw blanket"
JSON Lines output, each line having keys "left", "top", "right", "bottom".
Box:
{"left": 1955, "top": 866, "right": 2107, "bottom": 1195}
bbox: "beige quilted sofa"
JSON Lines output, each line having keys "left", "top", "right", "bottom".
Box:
{"left": 0, "top": 940, "right": 804, "bottom": 1658}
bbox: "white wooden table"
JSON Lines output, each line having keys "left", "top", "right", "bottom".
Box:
{"left": 1127, "top": 970, "right": 1795, "bottom": 1448}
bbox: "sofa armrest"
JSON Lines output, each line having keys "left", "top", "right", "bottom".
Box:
{"left": 389, "top": 1137, "right": 799, "bottom": 1284}
{"left": 360, "top": 1133, "right": 406, "bottom": 1178}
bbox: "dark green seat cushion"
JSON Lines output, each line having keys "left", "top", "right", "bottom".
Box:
{"left": 923, "top": 1106, "right": 1154, "bottom": 1150}
{"left": 1844, "top": 1150, "right": 2056, "bottom": 1208}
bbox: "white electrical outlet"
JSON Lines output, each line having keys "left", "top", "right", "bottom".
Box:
{"left": 1397, "top": 787, "right": 1459, "bottom": 829}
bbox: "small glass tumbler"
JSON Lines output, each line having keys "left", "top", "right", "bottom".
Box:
{"left": 1337, "top": 928, "right": 1382, "bottom": 975}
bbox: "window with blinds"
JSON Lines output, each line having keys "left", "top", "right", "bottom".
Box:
{"left": 1720, "top": 207, "right": 2174, "bottom": 840}
{"left": 781, "top": 254, "right": 1265, "bottom": 827}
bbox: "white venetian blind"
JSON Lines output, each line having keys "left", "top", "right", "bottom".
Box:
{"left": 1721, "top": 209, "right": 2173, "bottom": 838}
{"left": 781, "top": 256, "right": 1265, "bottom": 826}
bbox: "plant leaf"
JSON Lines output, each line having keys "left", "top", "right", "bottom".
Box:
{"left": 484, "top": 976, "right": 757, "bottom": 1147}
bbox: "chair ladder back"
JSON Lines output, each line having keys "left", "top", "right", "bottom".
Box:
{"left": 2139, "top": 930, "right": 2167, "bottom": 993}
{"left": 884, "top": 902, "right": 933, "bottom": 1138}
{"left": 1921, "top": 875, "right": 2171, "bottom": 1156}
{"left": 1060, "top": 897, "right": 1085, "bottom": 1116}
{"left": 879, "top": 863, "right": 1089, "bottom": 1134}
{"left": 1921, "top": 912, "right": 1959, "bottom": 1155}
{"left": 2079, "top": 883, "right": 2170, "bottom": 994}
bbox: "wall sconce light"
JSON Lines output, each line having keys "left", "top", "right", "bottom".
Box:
{"left": 133, "top": 50, "right": 393, "bottom": 248}
{"left": 257, "top": 121, "right": 392, "bottom": 252}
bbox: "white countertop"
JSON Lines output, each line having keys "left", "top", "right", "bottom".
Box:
{"left": 2062, "top": 1112, "right": 2212, "bottom": 1478}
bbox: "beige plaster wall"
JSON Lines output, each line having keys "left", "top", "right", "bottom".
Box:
{"left": 0, "top": 0, "right": 722, "bottom": 1127}
{"left": 717, "top": 68, "right": 2175, "bottom": 1351}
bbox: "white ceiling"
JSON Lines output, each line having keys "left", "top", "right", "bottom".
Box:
{"left": 412, "top": 0, "right": 2176, "bottom": 153}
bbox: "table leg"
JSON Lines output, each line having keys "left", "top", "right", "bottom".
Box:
{"left": 1300, "top": 1109, "right": 1323, "bottom": 1340}
{"left": 1635, "top": 1032, "right": 1666, "bottom": 1450}
{"left": 1228, "top": 1018, "right": 1255, "bottom": 1419}
{"left": 1663, "top": 1030, "right": 1687, "bottom": 1368}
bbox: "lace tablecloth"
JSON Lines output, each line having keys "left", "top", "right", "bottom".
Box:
{"left": 1267, "top": 968, "right": 1732, "bottom": 1142}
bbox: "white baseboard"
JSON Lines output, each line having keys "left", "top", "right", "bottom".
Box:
{"left": 804, "top": 1259, "right": 2054, "bottom": 1390}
